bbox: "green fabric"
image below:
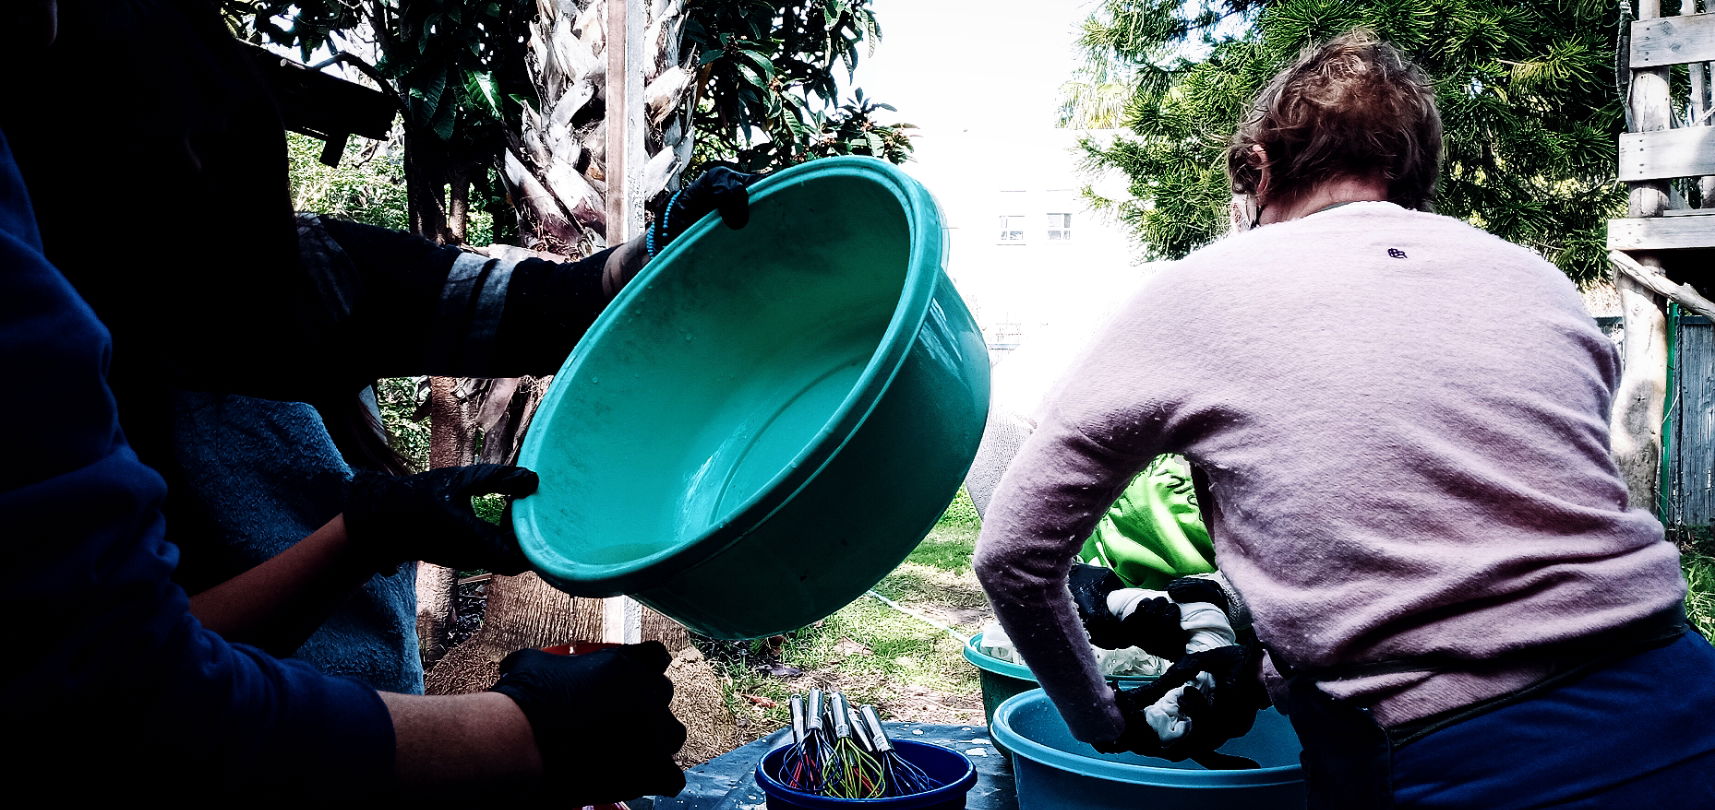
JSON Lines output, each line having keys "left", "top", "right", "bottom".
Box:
{"left": 1079, "top": 454, "right": 1216, "bottom": 588}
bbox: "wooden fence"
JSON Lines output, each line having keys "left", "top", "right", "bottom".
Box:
{"left": 1603, "top": 315, "right": 1714, "bottom": 527}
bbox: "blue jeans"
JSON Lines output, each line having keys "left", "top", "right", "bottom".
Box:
{"left": 1390, "top": 631, "right": 1715, "bottom": 808}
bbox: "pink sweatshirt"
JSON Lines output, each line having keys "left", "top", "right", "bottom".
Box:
{"left": 973, "top": 202, "right": 1686, "bottom": 742}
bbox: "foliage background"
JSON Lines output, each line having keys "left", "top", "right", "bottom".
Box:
{"left": 1064, "top": 0, "right": 1633, "bottom": 285}
{"left": 239, "top": 1, "right": 914, "bottom": 246}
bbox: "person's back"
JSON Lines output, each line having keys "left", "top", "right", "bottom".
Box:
{"left": 974, "top": 30, "right": 1712, "bottom": 807}
{"left": 1063, "top": 200, "right": 1684, "bottom": 725}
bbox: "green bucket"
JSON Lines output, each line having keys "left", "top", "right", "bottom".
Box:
{"left": 513, "top": 157, "right": 990, "bottom": 639}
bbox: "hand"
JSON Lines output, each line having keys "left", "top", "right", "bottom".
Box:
{"left": 491, "top": 644, "right": 688, "bottom": 803}
{"left": 1071, "top": 565, "right": 1231, "bottom": 658}
{"left": 648, "top": 166, "right": 764, "bottom": 255}
{"left": 1071, "top": 563, "right": 1189, "bottom": 656}
{"left": 1097, "top": 645, "right": 1269, "bottom": 766}
{"left": 344, "top": 464, "right": 539, "bottom": 575}
{"left": 1069, "top": 563, "right": 1129, "bottom": 649}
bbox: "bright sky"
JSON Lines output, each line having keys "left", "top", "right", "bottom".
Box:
{"left": 850, "top": 0, "right": 1095, "bottom": 135}
{"left": 843, "top": 1, "right": 1153, "bottom": 339}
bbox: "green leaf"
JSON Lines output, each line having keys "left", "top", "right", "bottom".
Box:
{"left": 431, "top": 96, "right": 457, "bottom": 140}
{"left": 471, "top": 71, "right": 500, "bottom": 116}
{"left": 737, "top": 49, "right": 777, "bottom": 78}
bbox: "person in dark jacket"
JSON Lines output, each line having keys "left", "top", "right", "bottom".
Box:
{"left": 0, "top": 0, "right": 741, "bottom": 799}
{"left": 1, "top": 0, "right": 751, "bottom": 693}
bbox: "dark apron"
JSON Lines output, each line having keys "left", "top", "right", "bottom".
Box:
{"left": 1275, "top": 610, "right": 1689, "bottom": 809}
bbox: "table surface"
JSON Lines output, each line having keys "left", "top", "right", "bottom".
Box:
{"left": 634, "top": 723, "right": 1019, "bottom": 810}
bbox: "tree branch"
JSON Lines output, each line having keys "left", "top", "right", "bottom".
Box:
{"left": 1609, "top": 249, "right": 1715, "bottom": 319}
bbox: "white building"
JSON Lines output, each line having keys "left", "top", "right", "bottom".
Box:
{"left": 904, "top": 126, "right": 1157, "bottom": 354}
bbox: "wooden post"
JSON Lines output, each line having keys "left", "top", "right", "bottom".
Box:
{"left": 602, "top": 0, "right": 647, "bottom": 646}
{"left": 1611, "top": 0, "right": 1675, "bottom": 511}
{"left": 1690, "top": 19, "right": 1714, "bottom": 206}
{"left": 605, "top": 0, "right": 647, "bottom": 243}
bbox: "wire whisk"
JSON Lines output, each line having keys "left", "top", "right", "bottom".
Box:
{"left": 823, "top": 692, "right": 885, "bottom": 798}
{"left": 770, "top": 692, "right": 944, "bottom": 798}
{"left": 778, "top": 691, "right": 832, "bottom": 794}
{"left": 860, "top": 704, "right": 943, "bottom": 796}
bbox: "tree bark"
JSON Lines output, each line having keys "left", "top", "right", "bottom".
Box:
{"left": 1611, "top": 2, "right": 1675, "bottom": 511}
{"left": 424, "top": 572, "right": 690, "bottom": 695}
{"left": 420, "top": 375, "right": 470, "bottom": 660}
{"left": 448, "top": 164, "right": 470, "bottom": 245}
{"left": 419, "top": 0, "right": 698, "bottom": 691}
{"left": 416, "top": 562, "right": 457, "bottom": 668}
{"left": 406, "top": 134, "right": 452, "bottom": 244}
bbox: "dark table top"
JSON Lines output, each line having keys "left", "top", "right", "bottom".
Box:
{"left": 635, "top": 723, "right": 1018, "bottom": 810}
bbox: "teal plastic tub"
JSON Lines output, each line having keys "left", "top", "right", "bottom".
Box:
{"left": 991, "top": 689, "right": 1306, "bottom": 809}
{"left": 961, "top": 633, "right": 1154, "bottom": 757}
{"left": 513, "top": 157, "right": 990, "bottom": 639}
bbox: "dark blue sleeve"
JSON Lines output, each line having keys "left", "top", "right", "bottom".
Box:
{"left": 0, "top": 131, "right": 395, "bottom": 795}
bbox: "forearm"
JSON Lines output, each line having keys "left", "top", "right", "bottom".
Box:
{"left": 602, "top": 235, "right": 650, "bottom": 298}
{"left": 300, "top": 215, "right": 652, "bottom": 381}
{"left": 975, "top": 423, "right": 1154, "bottom": 743}
{"left": 189, "top": 514, "right": 381, "bottom": 655}
{"left": 383, "top": 691, "right": 543, "bottom": 797}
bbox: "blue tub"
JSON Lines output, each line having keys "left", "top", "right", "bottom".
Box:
{"left": 990, "top": 689, "right": 1306, "bottom": 809}
{"left": 755, "top": 739, "right": 978, "bottom": 809}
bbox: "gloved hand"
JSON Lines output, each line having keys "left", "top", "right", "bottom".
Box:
{"left": 1098, "top": 644, "right": 1270, "bottom": 768}
{"left": 491, "top": 643, "right": 688, "bottom": 803}
{"left": 344, "top": 464, "right": 539, "bottom": 575}
{"left": 648, "top": 166, "right": 764, "bottom": 255}
{"left": 1071, "top": 564, "right": 1236, "bottom": 660}
{"left": 1069, "top": 563, "right": 1139, "bottom": 649}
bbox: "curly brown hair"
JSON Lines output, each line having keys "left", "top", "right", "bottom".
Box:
{"left": 1227, "top": 30, "right": 1442, "bottom": 212}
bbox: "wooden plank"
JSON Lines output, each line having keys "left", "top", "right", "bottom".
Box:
{"left": 1619, "top": 128, "right": 1715, "bottom": 182}
{"left": 1609, "top": 217, "right": 1715, "bottom": 250}
{"left": 1670, "top": 318, "right": 1714, "bottom": 526}
{"left": 240, "top": 44, "right": 395, "bottom": 141}
{"left": 1631, "top": 12, "right": 1715, "bottom": 67}
{"left": 1614, "top": 21, "right": 1672, "bottom": 511}
{"left": 604, "top": 0, "right": 646, "bottom": 244}
{"left": 602, "top": 0, "right": 647, "bottom": 646}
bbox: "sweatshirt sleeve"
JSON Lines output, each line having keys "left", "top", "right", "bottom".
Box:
{"left": 295, "top": 215, "right": 616, "bottom": 390}
{"left": 973, "top": 273, "right": 1207, "bottom": 743}
{"left": 0, "top": 135, "right": 395, "bottom": 796}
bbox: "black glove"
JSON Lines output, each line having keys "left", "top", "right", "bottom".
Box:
{"left": 491, "top": 644, "right": 688, "bottom": 803}
{"left": 1098, "top": 644, "right": 1270, "bottom": 767}
{"left": 1071, "top": 564, "right": 1227, "bottom": 659}
{"left": 648, "top": 166, "right": 763, "bottom": 255}
{"left": 1069, "top": 563, "right": 1129, "bottom": 649}
{"left": 344, "top": 464, "right": 539, "bottom": 575}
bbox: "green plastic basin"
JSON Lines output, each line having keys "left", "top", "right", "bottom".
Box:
{"left": 513, "top": 157, "right": 990, "bottom": 639}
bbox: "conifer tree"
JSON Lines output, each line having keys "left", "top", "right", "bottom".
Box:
{"left": 1068, "top": 0, "right": 1631, "bottom": 284}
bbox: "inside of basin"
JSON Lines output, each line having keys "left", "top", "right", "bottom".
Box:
{"left": 1000, "top": 690, "right": 1302, "bottom": 777}
{"left": 516, "top": 167, "right": 915, "bottom": 583}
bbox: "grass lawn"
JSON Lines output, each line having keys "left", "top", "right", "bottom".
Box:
{"left": 702, "top": 490, "right": 989, "bottom": 740}
{"left": 1679, "top": 529, "right": 1715, "bottom": 640}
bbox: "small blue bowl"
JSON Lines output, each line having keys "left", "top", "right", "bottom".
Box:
{"left": 991, "top": 689, "right": 1306, "bottom": 810}
{"left": 755, "top": 739, "right": 978, "bottom": 809}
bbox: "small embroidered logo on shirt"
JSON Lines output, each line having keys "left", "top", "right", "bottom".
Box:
{"left": 1387, "top": 248, "right": 1408, "bottom": 259}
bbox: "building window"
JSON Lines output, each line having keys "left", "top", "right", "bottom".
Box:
{"left": 998, "top": 215, "right": 1027, "bottom": 243}
{"left": 1046, "top": 213, "right": 1072, "bottom": 241}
